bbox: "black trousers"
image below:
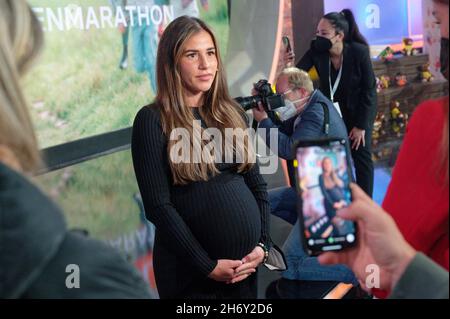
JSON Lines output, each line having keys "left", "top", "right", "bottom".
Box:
{"left": 349, "top": 127, "right": 374, "bottom": 198}
{"left": 340, "top": 103, "right": 375, "bottom": 198}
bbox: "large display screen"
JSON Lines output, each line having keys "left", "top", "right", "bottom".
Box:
{"left": 324, "top": 0, "right": 423, "bottom": 46}
{"left": 26, "top": 0, "right": 229, "bottom": 148}
{"left": 35, "top": 150, "right": 159, "bottom": 298}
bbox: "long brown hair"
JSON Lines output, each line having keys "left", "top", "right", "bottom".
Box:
{"left": 155, "top": 16, "right": 254, "bottom": 185}
{"left": 0, "top": 0, "right": 43, "bottom": 173}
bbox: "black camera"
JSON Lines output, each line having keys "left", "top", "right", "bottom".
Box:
{"left": 235, "top": 80, "right": 285, "bottom": 112}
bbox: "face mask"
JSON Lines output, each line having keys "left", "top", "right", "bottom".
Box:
{"left": 312, "top": 36, "right": 334, "bottom": 53}
{"left": 440, "top": 37, "right": 449, "bottom": 81}
{"left": 277, "top": 96, "right": 310, "bottom": 122}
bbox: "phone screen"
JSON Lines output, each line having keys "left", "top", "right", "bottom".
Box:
{"left": 295, "top": 139, "right": 356, "bottom": 255}
{"left": 283, "top": 36, "right": 292, "bottom": 53}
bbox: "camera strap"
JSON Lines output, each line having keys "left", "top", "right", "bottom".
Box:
{"left": 318, "top": 101, "right": 330, "bottom": 136}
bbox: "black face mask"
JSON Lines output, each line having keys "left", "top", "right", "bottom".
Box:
{"left": 312, "top": 36, "right": 333, "bottom": 53}
{"left": 440, "top": 37, "right": 449, "bottom": 81}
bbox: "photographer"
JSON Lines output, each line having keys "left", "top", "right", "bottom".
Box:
{"left": 252, "top": 68, "right": 357, "bottom": 285}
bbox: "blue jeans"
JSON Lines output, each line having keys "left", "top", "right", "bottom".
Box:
{"left": 132, "top": 15, "right": 157, "bottom": 94}
{"left": 268, "top": 187, "right": 357, "bottom": 284}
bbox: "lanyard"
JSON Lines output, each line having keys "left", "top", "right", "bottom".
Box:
{"left": 329, "top": 56, "right": 343, "bottom": 103}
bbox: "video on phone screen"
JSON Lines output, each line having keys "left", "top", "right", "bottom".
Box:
{"left": 296, "top": 143, "right": 356, "bottom": 247}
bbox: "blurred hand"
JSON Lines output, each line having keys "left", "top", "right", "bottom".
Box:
{"left": 333, "top": 200, "right": 347, "bottom": 210}
{"left": 251, "top": 88, "right": 268, "bottom": 122}
{"left": 228, "top": 246, "right": 265, "bottom": 284}
{"left": 349, "top": 127, "right": 366, "bottom": 150}
{"left": 318, "top": 184, "right": 416, "bottom": 292}
{"left": 252, "top": 103, "right": 268, "bottom": 123}
{"left": 208, "top": 259, "right": 243, "bottom": 282}
{"left": 284, "top": 50, "right": 295, "bottom": 67}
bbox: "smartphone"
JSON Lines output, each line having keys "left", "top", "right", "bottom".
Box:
{"left": 282, "top": 36, "right": 292, "bottom": 53}
{"left": 294, "top": 138, "right": 357, "bottom": 256}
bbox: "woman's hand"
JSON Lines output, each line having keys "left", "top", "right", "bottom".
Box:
{"left": 208, "top": 259, "right": 243, "bottom": 282}
{"left": 227, "top": 246, "right": 265, "bottom": 284}
{"left": 333, "top": 200, "right": 347, "bottom": 210}
{"left": 349, "top": 127, "right": 366, "bottom": 150}
{"left": 284, "top": 50, "right": 295, "bottom": 67}
{"left": 318, "top": 184, "right": 416, "bottom": 292}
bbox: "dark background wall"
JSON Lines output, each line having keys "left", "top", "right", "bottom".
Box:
{"left": 291, "top": 0, "right": 324, "bottom": 63}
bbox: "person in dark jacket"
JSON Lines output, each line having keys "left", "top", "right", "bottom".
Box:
{"left": 253, "top": 68, "right": 357, "bottom": 285}
{"left": 287, "top": 9, "right": 377, "bottom": 197}
{"left": 0, "top": 0, "right": 151, "bottom": 299}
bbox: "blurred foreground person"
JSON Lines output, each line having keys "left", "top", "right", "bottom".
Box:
{"left": 0, "top": 0, "right": 151, "bottom": 299}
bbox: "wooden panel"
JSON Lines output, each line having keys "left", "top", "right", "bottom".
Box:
{"left": 373, "top": 54, "right": 430, "bottom": 80}
{"left": 372, "top": 54, "right": 449, "bottom": 166}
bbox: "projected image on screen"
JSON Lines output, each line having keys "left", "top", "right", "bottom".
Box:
{"left": 26, "top": 0, "right": 229, "bottom": 148}
{"left": 35, "top": 150, "right": 159, "bottom": 298}
{"left": 296, "top": 144, "right": 355, "bottom": 241}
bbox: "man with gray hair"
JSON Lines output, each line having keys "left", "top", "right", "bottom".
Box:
{"left": 252, "top": 67, "right": 358, "bottom": 288}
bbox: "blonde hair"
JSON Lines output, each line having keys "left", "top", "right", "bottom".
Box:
{"left": 156, "top": 16, "right": 254, "bottom": 185}
{"left": 280, "top": 67, "right": 314, "bottom": 94}
{"left": 0, "top": 0, "right": 43, "bottom": 172}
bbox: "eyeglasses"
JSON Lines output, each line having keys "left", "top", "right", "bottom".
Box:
{"left": 278, "top": 88, "right": 294, "bottom": 96}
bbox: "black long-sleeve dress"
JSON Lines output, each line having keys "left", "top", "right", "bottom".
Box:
{"left": 131, "top": 104, "right": 271, "bottom": 299}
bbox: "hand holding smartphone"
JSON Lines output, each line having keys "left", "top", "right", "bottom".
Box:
{"left": 282, "top": 36, "right": 295, "bottom": 67}
{"left": 294, "top": 138, "right": 357, "bottom": 256}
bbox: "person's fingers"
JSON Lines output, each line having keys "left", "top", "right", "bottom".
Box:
{"left": 355, "top": 138, "right": 361, "bottom": 151}
{"left": 222, "top": 271, "right": 235, "bottom": 280}
{"left": 228, "top": 260, "right": 244, "bottom": 269}
{"left": 230, "top": 273, "right": 252, "bottom": 284}
{"left": 234, "top": 268, "right": 256, "bottom": 277}
{"left": 235, "top": 261, "right": 258, "bottom": 273}
{"left": 242, "top": 249, "right": 262, "bottom": 264}
{"left": 336, "top": 185, "right": 372, "bottom": 222}
{"left": 362, "top": 133, "right": 366, "bottom": 147}
{"left": 317, "top": 252, "right": 342, "bottom": 265}
{"left": 349, "top": 183, "right": 372, "bottom": 203}
{"left": 352, "top": 138, "right": 359, "bottom": 150}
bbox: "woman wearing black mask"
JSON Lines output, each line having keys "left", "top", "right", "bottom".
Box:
{"left": 288, "top": 9, "right": 377, "bottom": 197}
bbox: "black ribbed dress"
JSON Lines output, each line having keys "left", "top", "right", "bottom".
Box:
{"left": 131, "top": 104, "right": 271, "bottom": 299}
